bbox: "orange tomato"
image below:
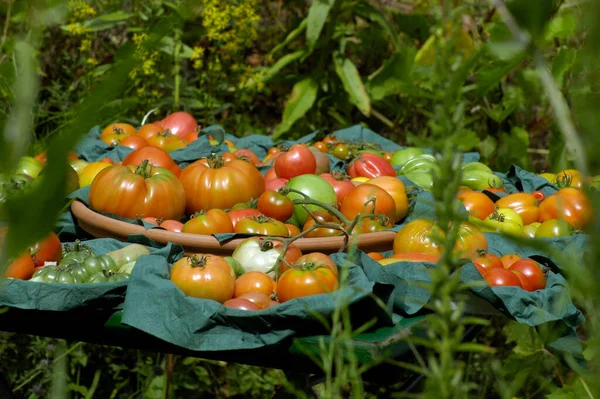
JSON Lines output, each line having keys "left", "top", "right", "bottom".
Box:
{"left": 340, "top": 184, "right": 396, "bottom": 225}
{"left": 276, "top": 266, "right": 338, "bottom": 302}
{"left": 456, "top": 191, "right": 495, "bottom": 220}
{"left": 234, "top": 271, "right": 276, "bottom": 297}
{"left": 500, "top": 254, "right": 522, "bottom": 269}
{"left": 496, "top": 193, "right": 539, "bottom": 225}
{"left": 367, "top": 252, "right": 385, "bottom": 261}
{"left": 170, "top": 254, "right": 235, "bottom": 303}
{"left": 538, "top": 188, "right": 593, "bottom": 230}
{"left": 182, "top": 209, "right": 234, "bottom": 235}
{"left": 79, "top": 162, "right": 113, "bottom": 187}
{"left": 367, "top": 176, "right": 409, "bottom": 222}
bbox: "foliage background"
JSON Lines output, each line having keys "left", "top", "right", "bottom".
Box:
{"left": 0, "top": 0, "right": 597, "bottom": 398}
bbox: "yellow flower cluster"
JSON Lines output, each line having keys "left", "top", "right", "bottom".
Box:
{"left": 65, "top": 23, "right": 90, "bottom": 36}
{"left": 201, "top": 0, "right": 259, "bottom": 49}
{"left": 129, "top": 32, "right": 161, "bottom": 80}
{"left": 190, "top": 46, "right": 205, "bottom": 70}
{"left": 68, "top": 0, "right": 97, "bottom": 22}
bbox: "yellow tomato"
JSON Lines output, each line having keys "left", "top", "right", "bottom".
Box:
{"left": 69, "top": 160, "right": 90, "bottom": 177}
{"left": 378, "top": 258, "right": 401, "bottom": 266}
{"left": 351, "top": 177, "right": 370, "bottom": 183}
{"left": 79, "top": 162, "right": 113, "bottom": 187}
{"left": 538, "top": 173, "right": 556, "bottom": 184}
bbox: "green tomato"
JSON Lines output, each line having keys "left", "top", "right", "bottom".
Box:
{"left": 87, "top": 270, "right": 130, "bottom": 283}
{"left": 106, "top": 244, "right": 151, "bottom": 268}
{"left": 285, "top": 174, "right": 337, "bottom": 226}
{"left": 118, "top": 261, "right": 137, "bottom": 275}
{"left": 15, "top": 156, "right": 43, "bottom": 179}
{"left": 67, "top": 262, "right": 91, "bottom": 282}
{"left": 535, "top": 219, "right": 573, "bottom": 238}
{"left": 461, "top": 162, "right": 494, "bottom": 174}
{"left": 390, "top": 148, "right": 426, "bottom": 167}
{"left": 225, "top": 256, "right": 245, "bottom": 278}
{"left": 478, "top": 207, "right": 524, "bottom": 236}
{"left": 461, "top": 169, "right": 503, "bottom": 190}
{"left": 61, "top": 252, "right": 88, "bottom": 265}
{"left": 62, "top": 240, "right": 96, "bottom": 260}
{"left": 83, "top": 255, "right": 118, "bottom": 274}
{"left": 523, "top": 222, "right": 541, "bottom": 238}
{"left": 398, "top": 154, "right": 437, "bottom": 175}
{"left": 30, "top": 265, "right": 81, "bottom": 284}
{"left": 403, "top": 171, "right": 434, "bottom": 190}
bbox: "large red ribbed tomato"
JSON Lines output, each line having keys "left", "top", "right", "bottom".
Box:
{"left": 393, "top": 219, "right": 487, "bottom": 260}
{"left": 179, "top": 155, "right": 265, "bottom": 214}
{"left": 538, "top": 188, "right": 593, "bottom": 230}
{"left": 122, "top": 146, "right": 182, "bottom": 177}
{"left": 89, "top": 161, "right": 186, "bottom": 220}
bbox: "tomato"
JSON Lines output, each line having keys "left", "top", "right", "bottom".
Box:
{"left": 354, "top": 217, "right": 389, "bottom": 234}
{"left": 538, "top": 188, "right": 593, "bottom": 230}
{"left": 313, "top": 141, "right": 328, "bottom": 152}
{"left": 320, "top": 172, "right": 355, "bottom": 208}
{"left": 456, "top": 191, "right": 495, "bottom": 221}
{"left": 233, "top": 149, "right": 261, "bottom": 165}
{"left": 331, "top": 143, "right": 351, "bottom": 160}
{"left": 123, "top": 146, "right": 182, "bottom": 177}
{"left": 390, "top": 252, "right": 440, "bottom": 263}
{"left": 500, "top": 254, "right": 521, "bottom": 269}
{"left": 534, "top": 219, "right": 573, "bottom": 238}
{"left": 484, "top": 268, "right": 522, "bottom": 288}
{"left": 180, "top": 155, "right": 265, "bottom": 214}
{"left": 147, "top": 131, "right": 188, "bottom": 153}
{"left": 532, "top": 191, "right": 545, "bottom": 202}
{"left": 293, "top": 252, "right": 338, "bottom": 277}
{"left": 227, "top": 208, "right": 262, "bottom": 228}
{"left": 302, "top": 210, "right": 343, "bottom": 238}
{"left": 137, "top": 123, "right": 164, "bottom": 140}
{"left": 15, "top": 156, "right": 43, "bottom": 179}
{"left": 274, "top": 144, "right": 317, "bottom": 179}
{"left": 308, "top": 147, "right": 331, "bottom": 174}
{"left": 223, "top": 298, "right": 259, "bottom": 310}
{"left": 285, "top": 174, "right": 338, "bottom": 226}
{"left": 393, "top": 220, "right": 487, "bottom": 260}
{"left": 236, "top": 292, "right": 272, "bottom": 309}
{"left": 265, "top": 177, "right": 289, "bottom": 192}
{"left": 496, "top": 193, "right": 539, "bottom": 225}
{"left": 347, "top": 153, "right": 396, "bottom": 179}
{"left": 232, "top": 237, "right": 302, "bottom": 277}
{"left": 478, "top": 208, "right": 524, "bottom": 236}
{"left": 29, "top": 232, "right": 62, "bottom": 267}
{"left": 235, "top": 215, "right": 289, "bottom": 236}
{"left": 473, "top": 253, "right": 502, "bottom": 273}
{"left": 257, "top": 190, "right": 294, "bottom": 222}
{"left": 87, "top": 270, "right": 130, "bottom": 283}
{"left": 276, "top": 266, "right": 339, "bottom": 302}
{"left": 538, "top": 173, "right": 556, "bottom": 183}
{"left": 555, "top": 169, "right": 585, "bottom": 189}
{"left": 390, "top": 148, "right": 426, "bottom": 167}
{"left": 508, "top": 259, "right": 546, "bottom": 291}
{"left": 160, "top": 111, "right": 198, "bottom": 138}
{"left": 70, "top": 160, "right": 90, "bottom": 176}
{"left": 79, "top": 162, "right": 113, "bottom": 187}
{"left": 101, "top": 131, "right": 131, "bottom": 147}
{"left": 485, "top": 187, "right": 508, "bottom": 194}
{"left": 264, "top": 168, "right": 279, "bottom": 182}
{"left": 183, "top": 131, "right": 199, "bottom": 143}
{"left": 368, "top": 176, "right": 409, "bottom": 223}
{"left": 183, "top": 209, "right": 234, "bottom": 235}
{"left": 234, "top": 271, "right": 276, "bottom": 297}
{"left": 340, "top": 184, "right": 396, "bottom": 225}
{"left": 322, "top": 136, "right": 338, "bottom": 144}
{"left": 286, "top": 223, "right": 301, "bottom": 237}
{"left": 522, "top": 222, "right": 541, "bottom": 238}
{"left": 367, "top": 252, "right": 385, "bottom": 261}
{"left": 511, "top": 270, "right": 535, "bottom": 291}
{"left": 34, "top": 150, "right": 78, "bottom": 165}
{"left": 101, "top": 123, "right": 136, "bottom": 145}
{"left": 89, "top": 162, "right": 186, "bottom": 220}
{"left": 160, "top": 220, "right": 184, "bottom": 232}
{"left": 4, "top": 252, "right": 35, "bottom": 280}
{"left": 170, "top": 254, "right": 235, "bottom": 303}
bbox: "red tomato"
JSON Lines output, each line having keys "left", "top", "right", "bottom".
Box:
{"left": 532, "top": 191, "right": 545, "bottom": 202}
{"left": 347, "top": 153, "right": 396, "bottom": 179}
{"left": 89, "top": 162, "right": 186, "bottom": 220}
{"left": 223, "top": 298, "right": 260, "bottom": 310}
{"left": 179, "top": 155, "right": 265, "bottom": 214}
{"left": 234, "top": 149, "right": 261, "bottom": 166}
{"left": 4, "top": 252, "right": 35, "bottom": 280}
{"left": 313, "top": 141, "right": 328, "bottom": 152}
{"left": 538, "top": 188, "right": 593, "bottom": 230}
{"left": 263, "top": 168, "right": 279, "bottom": 182}
{"left": 274, "top": 144, "right": 317, "bottom": 179}
{"left": 183, "top": 131, "right": 199, "bottom": 143}
{"left": 161, "top": 111, "right": 198, "bottom": 138}
{"left": 484, "top": 268, "right": 522, "bottom": 287}
{"left": 160, "top": 220, "right": 184, "bottom": 232}
{"left": 276, "top": 266, "right": 339, "bottom": 302}
{"left": 183, "top": 209, "right": 234, "bottom": 235}
{"left": 170, "top": 254, "right": 235, "bottom": 302}
{"left": 320, "top": 172, "right": 355, "bottom": 208}
{"left": 500, "top": 254, "right": 521, "bottom": 269}
{"left": 137, "top": 123, "right": 164, "bottom": 140}
{"left": 496, "top": 193, "right": 540, "bottom": 226}
{"left": 473, "top": 253, "right": 502, "bottom": 273}
{"left": 257, "top": 190, "right": 294, "bottom": 222}
{"left": 508, "top": 259, "right": 546, "bottom": 291}
{"left": 456, "top": 191, "right": 495, "bottom": 221}
{"left": 265, "top": 177, "right": 289, "bottom": 192}
{"left": 29, "top": 232, "right": 62, "bottom": 267}
{"left": 120, "top": 135, "right": 149, "bottom": 151}
{"left": 236, "top": 292, "right": 272, "bottom": 309}
{"left": 511, "top": 270, "right": 535, "bottom": 292}
{"left": 286, "top": 223, "right": 301, "bottom": 237}
{"left": 234, "top": 271, "right": 276, "bottom": 297}
{"left": 122, "top": 146, "right": 181, "bottom": 177}
{"left": 228, "top": 208, "right": 263, "bottom": 228}
{"left": 340, "top": 184, "right": 396, "bottom": 225}
{"left": 99, "top": 157, "right": 114, "bottom": 164}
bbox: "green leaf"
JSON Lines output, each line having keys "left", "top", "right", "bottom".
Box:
{"left": 486, "top": 41, "right": 528, "bottom": 61}
{"left": 81, "top": 11, "right": 133, "bottom": 32}
{"left": 333, "top": 52, "right": 371, "bottom": 116}
{"left": 478, "top": 136, "right": 497, "bottom": 161}
{"left": 451, "top": 129, "right": 479, "bottom": 152}
{"left": 158, "top": 36, "right": 194, "bottom": 58}
{"left": 273, "top": 77, "right": 318, "bottom": 139}
{"left": 264, "top": 50, "right": 307, "bottom": 81}
{"left": 306, "top": 0, "right": 335, "bottom": 49}
{"left": 455, "top": 342, "right": 496, "bottom": 353}
{"left": 270, "top": 19, "right": 308, "bottom": 56}
{"left": 547, "top": 379, "right": 591, "bottom": 399}
{"left": 475, "top": 53, "right": 526, "bottom": 96}
{"left": 545, "top": 12, "right": 577, "bottom": 40}
{"left": 552, "top": 47, "right": 576, "bottom": 88}
{"left": 367, "top": 47, "right": 416, "bottom": 101}
{"left": 506, "top": 0, "right": 554, "bottom": 40}
{"left": 353, "top": 2, "right": 400, "bottom": 49}
{"left": 496, "top": 126, "right": 532, "bottom": 171}
{"left": 503, "top": 321, "right": 543, "bottom": 357}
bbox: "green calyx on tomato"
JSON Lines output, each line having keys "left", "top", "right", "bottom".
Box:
{"left": 477, "top": 208, "right": 524, "bottom": 236}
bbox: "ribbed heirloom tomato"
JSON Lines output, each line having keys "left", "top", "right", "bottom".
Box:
{"left": 89, "top": 161, "right": 186, "bottom": 220}
{"left": 123, "top": 146, "right": 182, "bottom": 177}
{"left": 170, "top": 254, "right": 235, "bottom": 303}
{"left": 179, "top": 155, "right": 265, "bottom": 214}
{"left": 347, "top": 153, "right": 396, "bottom": 179}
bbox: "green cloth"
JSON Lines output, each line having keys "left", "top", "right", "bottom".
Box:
{"left": 0, "top": 236, "right": 184, "bottom": 312}
{"left": 121, "top": 252, "right": 393, "bottom": 352}
{"left": 495, "top": 165, "right": 558, "bottom": 197}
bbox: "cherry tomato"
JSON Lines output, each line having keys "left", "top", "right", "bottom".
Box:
{"left": 223, "top": 298, "right": 259, "bottom": 310}
{"left": 484, "top": 268, "right": 522, "bottom": 288}
{"left": 500, "top": 254, "right": 521, "bottom": 269}
{"left": 473, "top": 253, "right": 502, "bottom": 273}
{"left": 313, "top": 141, "right": 328, "bottom": 152}
{"left": 183, "top": 209, "right": 234, "bottom": 235}
{"left": 274, "top": 145, "right": 317, "bottom": 179}
{"left": 234, "top": 271, "right": 276, "bottom": 297}
{"left": 508, "top": 259, "right": 546, "bottom": 291}
{"left": 331, "top": 143, "right": 351, "bottom": 160}
{"left": 257, "top": 190, "right": 294, "bottom": 222}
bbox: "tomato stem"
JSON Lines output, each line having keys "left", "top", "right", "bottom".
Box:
{"left": 134, "top": 159, "right": 152, "bottom": 179}
{"left": 188, "top": 255, "right": 208, "bottom": 267}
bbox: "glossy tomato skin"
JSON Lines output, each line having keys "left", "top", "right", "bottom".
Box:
{"left": 227, "top": 208, "right": 262, "bottom": 229}
{"left": 319, "top": 173, "right": 355, "bottom": 208}
{"left": 496, "top": 193, "right": 540, "bottom": 226}
{"left": 89, "top": 164, "right": 186, "bottom": 220}
{"left": 534, "top": 219, "right": 573, "bottom": 238}
{"left": 285, "top": 174, "right": 337, "bottom": 226}
{"left": 101, "top": 123, "right": 136, "bottom": 140}
{"left": 276, "top": 266, "right": 339, "bottom": 302}
{"left": 538, "top": 188, "right": 593, "bottom": 230}
{"left": 161, "top": 220, "right": 184, "bottom": 232}
{"left": 180, "top": 156, "right": 265, "bottom": 214}
{"left": 512, "top": 271, "right": 535, "bottom": 291}
{"left": 79, "top": 162, "right": 113, "bottom": 187}
{"left": 484, "top": 268, "right": 522, "bottom": 287}
{"left": 285, "top": 223, "right": 301, "bottom": 237}
{"left": 331, "top": 142, "right": 351, "bottom": 160}
{"left": 473, "top": 253, "right": 502, "bottom": 273}
{"left": 347, "top": 153, "right": 396, "bottom": 179}
{"left": 555, "top": 169, "right": 585, "bottom": 188}
{"left": 137, "top": 123, "right": 164, "bottom": 140}
{"left": 508, "top": 259, "right": 546, "bottom": 291}
{"left": 234, "top": 271, "right": 276, "bottom": 297}
{"left": 235, "top": 216, "right": 289, "bottom": 236}
{"left": 340, "top": 183, "right": 396, "bottom": 225}
{"left": 170, "top": 254, "right": 235, "bottom": 303}
{"left": 308, "top": 147, "right": 331, "bottom": 175}
{"left": 456, "top": 191, "right": 495, "bottom": 220}
{"left": 30, "top": 232, "right": 62, "bottom": 267}
{"left": 183, "top": 209, "right": 234, "bottom": 235}
{"left": 265, "top": 177, "right": 289, "bottom": 192}
{"left": 161, "top": 111, "right": 198, "bottom": 138}
{"left": 147, "top": 132, "right": 187, "bottom": 153}
{"left": 263, "top": 168, "right": 278, "bottom": 182}
{"left": 302, "top": 211, "right": 342, "bottom": 238}
{"left": 294, "top": 252, "right": 338, "bottom": 276}
{"left": 4, "top": 252, "right": 35, "bottom": 280}
{"left": 257, "top": 190, "right": 294, "bottom": 222}
{"left": 123, "top": 146, "right": 181, "bottom": 177}
{"left": 120, "top": 136, "right": 149, "bottom": 151}
{"left": 500, "top": 254, "right": 521, "bottom": 269}
{"left": 236, "top": 292, "right": 272, "bottom": 309}
{"left": 368, "top": 176, "right": 409, "bottom": 223}
{"left": 274, "top": 144, "right": 317, "bottom": 179}
{"left": 234, "top": 149, "right": 261, "bottom": 165}
{"left": 223, "top": 298, "right": 259, "bottom": 310}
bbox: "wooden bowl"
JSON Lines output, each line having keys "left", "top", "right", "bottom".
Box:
{"left": 71, "top": 201, "right": 397, "bottom": 255}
